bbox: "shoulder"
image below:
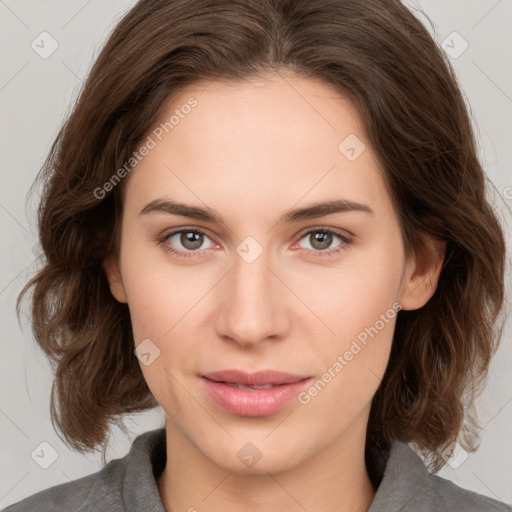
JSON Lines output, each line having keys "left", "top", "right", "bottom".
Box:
{"left": 428, "top": 474, "right": 511, "bottom": 512}
{"left": 1, "top": 465, "right": 118, "bottom": 512}
{"left": 368, "top": 441, "right": 510, "bottom": 512}
{"left": 1, "top": 428, "right": 167, "bottom": 512}
{"left": 1, "top": 456, "right": 126, "bottom": 512}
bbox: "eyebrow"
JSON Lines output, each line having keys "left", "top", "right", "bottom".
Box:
{"left": 139, "top": 198, "right": 373, "bottom": 225}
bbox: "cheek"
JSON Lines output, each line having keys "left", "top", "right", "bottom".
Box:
{"left": 120, "top": 259, "right": 195, "bottom": 415}
{"left": 118, "top": 236, "right": 214, "bottom": 399}
{"left": 295, "top": 234, "right": 403, "bottom": 342}
{"left": 295, "top": 236, "right": 403, "bottom": 401}
{"left": 119, "top": 231, "right": 204, "bottom": 341}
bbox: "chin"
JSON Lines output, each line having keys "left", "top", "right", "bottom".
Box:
{"left": 202, "top": 437, "right": 309, "bottom": 476}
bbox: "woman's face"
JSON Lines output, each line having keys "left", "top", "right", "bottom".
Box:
{"left": 104, "top": 72, "right": 441, "bottom": 474}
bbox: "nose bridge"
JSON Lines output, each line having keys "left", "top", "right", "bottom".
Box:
{"left": 216, "top": 238, "right": 288, "bottom": 346}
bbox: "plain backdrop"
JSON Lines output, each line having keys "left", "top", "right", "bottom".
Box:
{"left": 1, "top": 0, "right": 511, "bottom": 508}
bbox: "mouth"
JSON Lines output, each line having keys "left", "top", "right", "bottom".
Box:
{"left": 201, "top": 369, "right": 312, "bottom": 416}
{"left": 220, "top": 382, "right": 281, "bottom": 390}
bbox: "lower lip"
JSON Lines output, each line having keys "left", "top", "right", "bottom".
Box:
{"left": 202, "top": 377, "right": 311, "bottom": 416}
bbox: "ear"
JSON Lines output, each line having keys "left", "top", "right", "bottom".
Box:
{"left": 102, "top": 253, "right": 128, "bottom": 303}
{"left": 398, "top": 236, "right": 446, "bottom": 311}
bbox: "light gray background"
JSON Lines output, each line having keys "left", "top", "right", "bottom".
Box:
{"left": 1, "top": 0, "right": 511, "bottom": 508}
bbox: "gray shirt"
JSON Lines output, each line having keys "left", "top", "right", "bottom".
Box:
{"left": 2, "top": 427, "right": 510, "bottom": 511}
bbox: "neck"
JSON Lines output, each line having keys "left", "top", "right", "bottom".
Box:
{"left": 157, "top": 415, "right": 376, "bottom": 512}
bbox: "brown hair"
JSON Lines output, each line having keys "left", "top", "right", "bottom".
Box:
{"left": 18, "top": 0, "right": 506, "bottom": 473}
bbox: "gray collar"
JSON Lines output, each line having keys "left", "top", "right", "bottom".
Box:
{"left": 366, "top": 440, "right": 432, "bottom": 511}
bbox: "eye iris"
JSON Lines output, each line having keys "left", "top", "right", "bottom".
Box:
{"left": 181, "top": 231, "right": 203, "bottom": 250}
{"left": 311, "top": 231, "right": 332, "bottom": 250}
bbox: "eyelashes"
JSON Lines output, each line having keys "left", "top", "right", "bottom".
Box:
{"left": 157, "top": 226, "right": 352, "bottom": 260}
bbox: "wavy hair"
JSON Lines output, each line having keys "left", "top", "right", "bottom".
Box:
{"left": 18, "top": 0, "right": 506, "bottom": 473}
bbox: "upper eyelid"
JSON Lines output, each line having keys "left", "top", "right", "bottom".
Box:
{"left": 297, "top": 226, "right": 353, "bottom": 240}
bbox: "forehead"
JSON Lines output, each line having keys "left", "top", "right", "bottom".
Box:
{"left": 123, "top": 73, "right": 392, "bottom": 221}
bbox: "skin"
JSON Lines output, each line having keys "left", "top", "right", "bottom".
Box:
{"left": 103, "top": 71, "right": 445, "bottom": 512}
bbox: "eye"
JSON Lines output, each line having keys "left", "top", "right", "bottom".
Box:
{"left": 295, "top": 228, "right": 351, "bottom": 258}
{"left": 158, "top": 228, "right": 216, "bottom": 258}
{"left": 158, "top": 226, "right": 352, "bottom": 260}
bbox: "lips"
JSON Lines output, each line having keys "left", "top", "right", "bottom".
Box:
{"left": 201, "top": 369, "right": 311, "bottom": 416}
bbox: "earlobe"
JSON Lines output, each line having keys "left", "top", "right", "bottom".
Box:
{"left": 102, "top": 253, "right": 128, "bottom": 303}
{"left": 399, "top": 237, "right": 446, "bottom": 311}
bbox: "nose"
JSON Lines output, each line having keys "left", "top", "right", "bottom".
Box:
{"left": 215, "top": 245, "right": 291, "bottom": 349}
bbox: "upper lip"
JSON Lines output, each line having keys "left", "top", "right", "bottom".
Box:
{"left": 202, "top": 369, "right": 310, "bottom": 386}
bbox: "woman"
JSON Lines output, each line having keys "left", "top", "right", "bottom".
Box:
{"left": 6, "top": 0, "right": 508, "bottom": 510}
